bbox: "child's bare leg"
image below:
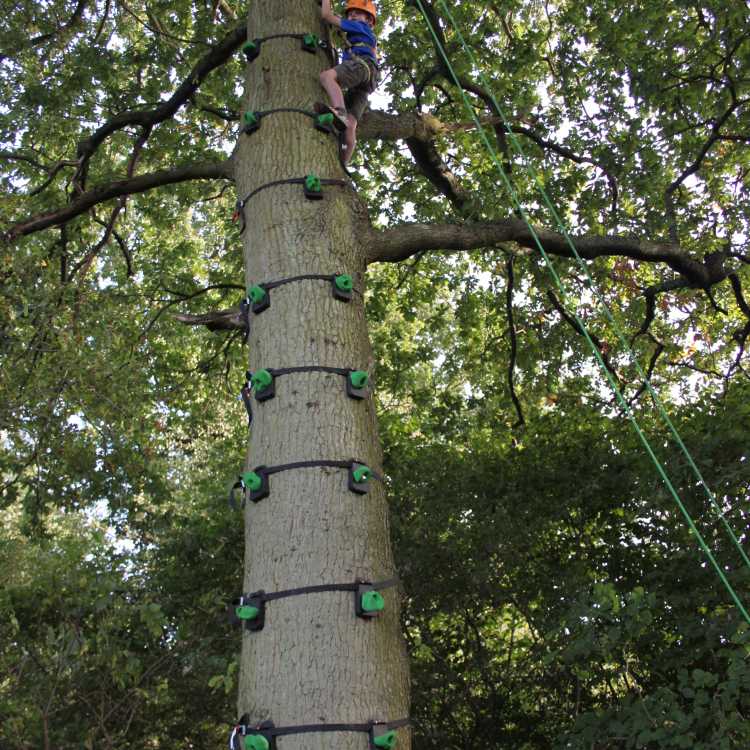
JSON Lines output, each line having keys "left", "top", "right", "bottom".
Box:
{"left": 342, "top": 115, "right": 357, "bottom": 163}
{"left": 319, "top": 69, "right": 346, "bottom": 112}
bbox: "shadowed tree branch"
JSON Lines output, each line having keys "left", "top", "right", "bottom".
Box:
{"left": 72, "top": 21, "right": 246, "bottom": 189}
{"left": 4, "top": 161, "right": 233, "bottom": 239}
{"left": 547, "top": 291, "right": 620, "bottom": 384}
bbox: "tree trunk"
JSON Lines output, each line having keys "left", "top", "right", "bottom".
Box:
{"left": 234, "top": 2, "right": 410, "bottom": 748}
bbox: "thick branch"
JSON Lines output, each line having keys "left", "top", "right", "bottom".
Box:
{"left": 5, "top": 161, "right": 233, "bottom": 238}
{"left": 360, "top": 110, "right": 619, "bottom": 216}
{"left": 74, "top": 22, "right": 245, "bottom": 183}
{"left": 367, "top": 220, "right": 727, "bottom": 288}
{"left": 405, "top": 136, "right": 470, "bottom": 209}
{"left": 174, "top": 307, "right": 245, "bottom": 331}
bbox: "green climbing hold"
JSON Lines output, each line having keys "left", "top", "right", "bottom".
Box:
{"left": 241, "top": 471, "right": 263, "bottom": 492}
{"left": 302, "top": 33, "right": 320, "bottom": 52}
{"left": 361, "top": 589, "right": 385, "bottom": 613}
{"left": 248, "top": 285, "right": 267, "bottom": 304}
{"left": 305, "top": 174, "right": 322, "bottom": 192}
{"left": 349, "top": 370, "right": 369, "bottom": 389}
{"left": 317, "top": 113, "right": 334, "bottom": 126}
{"left": 251, "top": 369, "right": 273, "bottom": 391}
{"left": 236, "top": 605, "right": 260, "bottom": 620}
{"left": 243, "top": 110, "right": 261, "bottom": 135}
{"left": 373, "top": 730, "right": 397, "bottom": 749}
{"left": 244, "top": 735, "right": 270, "bottom": 750}
{"left": 352, "top": 465, "right": 372, "bottom": 484}
{"left": 242, "top": 40, "right": 260, "bottom": 61}
{"left": 334, "top": 274, "right": 353, "bottom": 292}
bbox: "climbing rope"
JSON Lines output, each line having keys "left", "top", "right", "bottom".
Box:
{"left": 413, "top": 0, "right": 750, "bottom": 625}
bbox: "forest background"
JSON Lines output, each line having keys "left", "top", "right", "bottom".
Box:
{"left": 1, "top": 0, "right": 749, "bottom": 748}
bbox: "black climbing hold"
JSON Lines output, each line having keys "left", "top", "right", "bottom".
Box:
{"left": 229, "top": 592, "right": 266, "bottom": 632}
{"left": 332, "top": 274, "right": 353, "bottom": 302}
{"left": 234, "top": 719, "right": 276, "bottom": 750}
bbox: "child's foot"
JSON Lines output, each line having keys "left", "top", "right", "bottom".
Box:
{"left": 314, "top": 101, "right": 349, "bottom": 133}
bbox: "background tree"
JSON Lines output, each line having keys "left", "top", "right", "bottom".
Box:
{"left": 1, "top": 0, "right": 749, "bottom": 748}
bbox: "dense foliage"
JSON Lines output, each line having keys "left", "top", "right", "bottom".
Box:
{"left": 1, "top": 0, "right": 748, "bottom": 748}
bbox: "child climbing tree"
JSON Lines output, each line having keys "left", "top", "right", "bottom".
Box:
{"left": 2, "top": 0, "right": 749, "bottom": 747}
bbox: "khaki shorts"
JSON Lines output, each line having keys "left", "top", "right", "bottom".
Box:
{"left": 334, "top": 57, "right": 379, "bottom": 121}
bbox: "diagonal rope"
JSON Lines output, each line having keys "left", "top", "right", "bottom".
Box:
{"left": 413, "top": 0, "right": 750, "bottom": 625}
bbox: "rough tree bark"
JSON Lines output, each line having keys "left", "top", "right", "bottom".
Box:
{"left": 234, "top": 2, "right": 410, "bottom": 748}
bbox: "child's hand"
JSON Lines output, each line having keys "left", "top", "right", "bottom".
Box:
{"left": 321, "top": 0, "right": 342, "bottom": 26}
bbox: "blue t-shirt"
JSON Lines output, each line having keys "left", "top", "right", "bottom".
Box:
{"left": 340, "top": 18, "right": 378, "bottom": 64}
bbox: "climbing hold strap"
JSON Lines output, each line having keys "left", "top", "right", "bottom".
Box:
{"left": 229, "top": 578, "right": 398, "bottom": 632}
{"left": 240, "top": 32, "right": 328, "bottom": 64}
{"left": 245, "top": 366, "right": 370, "bottom": 403}
{"left": 228, "top": 459, "right": 382, "bottom": 507}
{"left": 240, "top": 108, "right": 340, "bottom": 139}
{"left": 243, "top": 274, "right": 359, "bottom": 316}
{"left": 230, "top": 716, "right": 410, "bottom": 750}
{"left": 234, "top": 178, "right": 347, "bottom": 233}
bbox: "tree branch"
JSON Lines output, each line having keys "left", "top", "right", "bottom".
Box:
{"left": 360, "top": 110, "right": 618, "bottom": 216}
{"left": 366, "top": 220, "right": 727, "bottom": 288}
{"left": 4, "top": 161, "right": 233, "bottom": 238}
{"left": 0, "top": 0, "right": 89, "bottom": 62}
{"left": 504, "top": 256, "right": 524, "bottom": 427}
{"left": 547, "top": 291, "right": 620, "bottom": 384}
{"left": 628, "top": 337, "right": 665, "bottom": 405}
{"left": 633, "top": 279, "right": 694, "bottom": 341}
{"left": 72, "top": 21, "right": 245, "bottom": 188}
{"left": 173, "top": 307, "right": 246, "bottom": 331}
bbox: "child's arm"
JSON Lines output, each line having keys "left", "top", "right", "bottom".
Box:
{"left": 321, "top": 0, "right": 342, "bottom": 27}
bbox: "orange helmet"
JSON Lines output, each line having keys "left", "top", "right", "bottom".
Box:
{"left": 345, "top": 0, "right": 377, "bottom": 23}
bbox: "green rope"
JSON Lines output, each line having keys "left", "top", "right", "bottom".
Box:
{"left": 414, "top": 0, "right": 750, "bottom": 626}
